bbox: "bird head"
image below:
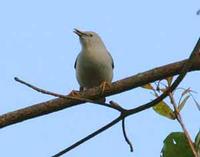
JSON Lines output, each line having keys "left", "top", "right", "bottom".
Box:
{"left": 74, "top": 28, "right": 106, "bottom": 50}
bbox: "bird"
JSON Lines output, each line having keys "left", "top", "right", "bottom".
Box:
{"left": 73, "top": 28, "right": 114, "bottom": 101}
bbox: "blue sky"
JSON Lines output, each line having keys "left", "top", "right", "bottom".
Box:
{"left": 0, "top": 0, "right": 200, "bottom": 157}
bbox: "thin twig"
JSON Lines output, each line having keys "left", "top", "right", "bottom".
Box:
{"left": 169, "top": 93, "right": 198, "bottom": 157}
{"left": 14, "top": 77, "right": 123, "bottom": 112}
{"left": 52, "top": 115, "right": 122, "bottom": 157}
{"left": 122, "top": 118, "right": 133, "bottom": 152}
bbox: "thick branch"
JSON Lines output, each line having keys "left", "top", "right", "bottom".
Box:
{"left": 0, "top": 47, "right": 199, "bottom": 128}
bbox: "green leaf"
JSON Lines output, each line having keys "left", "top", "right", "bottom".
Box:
{"left": 195, "top": 130, "right": 200, "bottom": 157}
{"left": 153, "top": 101, "right": 176, "bottom": 120}
{"left": 161, "top": 132, "right": 194, "bottom": 157}
{"left": 178, "top": 95, "right": 190, "bottom": 112}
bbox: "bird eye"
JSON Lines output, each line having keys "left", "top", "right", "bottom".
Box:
{"left": 89, "top": 34, "right": 93, "bottom": 37}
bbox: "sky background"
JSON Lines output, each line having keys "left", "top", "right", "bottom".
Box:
{"left": 0, "top": 0, "right": 200, "bottom": 157}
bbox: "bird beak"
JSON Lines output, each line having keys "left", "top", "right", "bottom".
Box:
{"left": 73, "top": 28, "right": 87, "bottom": 37}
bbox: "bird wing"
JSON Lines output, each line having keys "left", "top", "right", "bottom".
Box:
{"left": 74, "top": 56, "right": 78, "bottom": 69}
{"left": 108, "top": 51, "right": 114, "bottom": 69}
{"left": 74, "top": 53, "right": 80, "bottom": 69}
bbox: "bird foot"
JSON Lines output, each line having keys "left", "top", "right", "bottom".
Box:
{"left": 99, "top": 81, "right": 111, "bottom": 95}
{"left": 68, "top": 90, "right": 81, "bottom": 97}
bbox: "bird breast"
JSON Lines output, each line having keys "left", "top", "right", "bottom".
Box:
{"left": 76, "top": 50, "right": 113, "bottom": 89}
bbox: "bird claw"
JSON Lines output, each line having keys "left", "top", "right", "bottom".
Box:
{"left": 68, "top": 90, "right": 81, "bottom": 97}
{"left": 99, "top": 81, "right": 111, "bottom": 95}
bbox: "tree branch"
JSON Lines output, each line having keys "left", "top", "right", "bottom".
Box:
{"left": 14, "top": 77, "right": 124, "bottom": 112}
{"left": 122, "top": 118, "right": 133, "bottom": 152}
{"left": 0, "top": 38, "right": 199, "bottom": 129}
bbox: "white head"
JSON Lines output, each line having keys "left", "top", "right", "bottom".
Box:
{"left": 74, "top": 28, "right": 106, "bottom": 50}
